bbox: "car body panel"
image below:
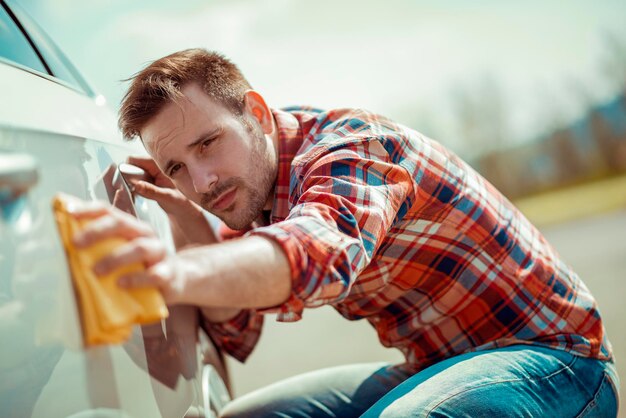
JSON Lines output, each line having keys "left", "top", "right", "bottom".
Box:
{"left": 0, "top": 3, "right": 228, "bottom": 417}
{"left": 0, "top": 62, "right": 120, "bottom": 144}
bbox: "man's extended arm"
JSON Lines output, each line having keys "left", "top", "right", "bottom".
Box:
{"left": 70, "top": 200, "right": 292, "bottom": 312}
{"left": 166, "top": 235, "right": 292, "bottom": 308}
{"left": 108, "top": 156, "right": 286, "bottom": 321}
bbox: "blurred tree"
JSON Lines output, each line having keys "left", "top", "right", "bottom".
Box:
{"left": 590, "top": 109, "right": 621, "bottom": 172}
{"left": 600, "top": 31, "right": 626, "bottom": 96}
{"left": 451, "top": 74, "right": 516, "bottom": 193}
{"left": 452, "top": 74, "right": 508, "bottom": 157}
{"left": 598, "top": 32, "right": 626, "bottom": 171}
{"left": 550, "top": 128, "right": 586, "bottom": 184}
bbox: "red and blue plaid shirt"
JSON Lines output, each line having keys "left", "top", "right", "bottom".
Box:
{"left": 205, "top": 107, "right": 612, "bottom": 370}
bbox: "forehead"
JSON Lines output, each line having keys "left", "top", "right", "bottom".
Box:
{"left": 139, "top": 83, "right": 229, "bottom": 157}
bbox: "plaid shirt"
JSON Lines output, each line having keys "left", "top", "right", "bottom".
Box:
{"left": 205, "top": 107, "right": 612, "bottom": 369}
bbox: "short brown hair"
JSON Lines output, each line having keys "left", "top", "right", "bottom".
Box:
{"left": 118, "top": 48, "right": 252, "bottom": 141}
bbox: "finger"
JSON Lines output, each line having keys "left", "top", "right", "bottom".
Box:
{"left": 119, "top": 260, "right": 183, "bottom": 304}
{"left": 134, "top": 182, "right": 188, "bottom": 215}
{"left": 94, "top": 238, "right": 165, "bottom": 276}
{"left": 133, "top": 180, "right": 178, "bottom": 202}
{"left": 126, "top": 155, "right": 153, "bottom": 166}
{"left": 126, "top": 156, "right": 161, "bottom": 176}
{"left": 117, "top": 262, "right": 172, "bottom": 289}
{"left": 74, "top": 211, "right": 154, "bottom": 247}
{"left": 65, "top": 199, "right": 112, "bottom": 219}
{"left": 117, "top": 270, "right": 157, "bottom": 289}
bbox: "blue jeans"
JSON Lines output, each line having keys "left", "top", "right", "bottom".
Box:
{"left": 220, "top": 345, "right": 620, "bottom": 417}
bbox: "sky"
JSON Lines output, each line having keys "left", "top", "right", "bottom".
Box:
{"left": 16, "top": 0, "right": 626, "bottom": 158}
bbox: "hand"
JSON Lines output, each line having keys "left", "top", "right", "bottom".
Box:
{"left": 125, "top": 156, "right": 217, "bottom": 246}
{"left": 70, "top": 200, "right": 187, "bottom": 304}
{"left": 126, "top": 155, "right": 174, "bottom": 190}
{"left": 125, "top": 156, "right": 189, "bottom": 217}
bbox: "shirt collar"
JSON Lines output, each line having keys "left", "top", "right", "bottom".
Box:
{"left": 270, "top": 108, "right": 305, "bottom": 222}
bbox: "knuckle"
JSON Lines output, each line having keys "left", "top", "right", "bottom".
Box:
{"left": 132, "top": 274, "right": 148, "bottom": 287}
{"left": 94, "top": 258, "right": 111, "bottom": 275}
{"left": 121, "top": 272, "right": 150, "bottom": 288}
{"left": 134, "top": 239, "right": 151, "bottom": 259}
{"left": 142, "top": 238, "right": 166, "bottom": 263}
{"left": 142, "top": 223, "right": 156, "bottom": 237}
{"left": 146, "top": 270, "right": 163, "bottom": 287}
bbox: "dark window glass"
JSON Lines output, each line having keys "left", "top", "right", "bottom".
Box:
{"left": 7, "top": 1, "right": 95, "bottom": 96}
{"left": 0, "top": 4, "right": 46, "bottom": 73}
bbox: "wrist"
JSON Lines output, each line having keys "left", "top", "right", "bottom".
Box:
{"left": 157, "top": 254, "right": 190, "bottom": 305}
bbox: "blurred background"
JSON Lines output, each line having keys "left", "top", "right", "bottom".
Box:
{"left": 18, "top": 0, "right": 626, "bottom": 212}
{"left": 17, "top": 0, "right": 626, "bottom": 413}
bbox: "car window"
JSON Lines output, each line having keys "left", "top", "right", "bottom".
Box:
{"left": 5, "top": 0, "right": 96, "bottom": 97}
{"left": 0, "top": 3, "right": 47, "bottom": 74}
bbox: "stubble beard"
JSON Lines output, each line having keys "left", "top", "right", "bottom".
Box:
{"left": 201, "top": 126, "right": 275, "bottom": 230}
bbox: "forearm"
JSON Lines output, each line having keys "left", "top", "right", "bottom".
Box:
{"left": 166, "top": 206, "right": 247, "bottom": 322}
{"left": 166, "top": 200, "right": 217, "bottom": 250}
{"left": 74, "top": 198, "right": 290, "bottom": 314}
{"left": 174, "top": 235, "right": 292, "bottom": 309}
{"left": 169, "top": 211, "right": 242, "bottom": 322}
{"left": 163, "top": 204, "right": 243, "bottom": 322}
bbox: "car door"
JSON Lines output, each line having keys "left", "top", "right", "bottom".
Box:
{"left": 0, "top": 2, "right": 228, "bottom": 417}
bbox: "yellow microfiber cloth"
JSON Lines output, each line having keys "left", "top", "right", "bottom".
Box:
{"left": 52, "top": 193, "right": 169, "bottom": 347}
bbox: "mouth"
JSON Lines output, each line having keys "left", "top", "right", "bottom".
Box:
{"left": 210, "top": 187, "right": 237, "bottom": 211}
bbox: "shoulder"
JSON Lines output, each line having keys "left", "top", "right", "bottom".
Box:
{"left": 295, "top": 107, "right": 400, "bottom": 149}
{"left": 282, "top": 106, "right": 397, "bottom": 134}
{"left": 293, "top": 107, "right": 409, "bottom": 158}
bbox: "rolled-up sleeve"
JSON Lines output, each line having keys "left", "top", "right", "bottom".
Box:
{"left": 248, "top": 140, "right": 414, "bottom": 322}
{"left": 200, "top": 308, "right": 263, "bottom": 363}
{"left": 199, "top": 225, "right": 264, "bottom": 363}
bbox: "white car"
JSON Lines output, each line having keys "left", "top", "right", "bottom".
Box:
{"left": 0, "top": 1, "right": 230, "bottom": 417}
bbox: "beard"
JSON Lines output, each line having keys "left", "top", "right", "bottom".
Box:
{"left": 200, "top": 120, "right": 275, "bottom": 230}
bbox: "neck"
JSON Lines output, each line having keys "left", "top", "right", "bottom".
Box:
{"left": 262, "top": 112, "right": 280, "bottom": 212}
{"left": 269, "top": 112, "right": 280, "bottom": 159}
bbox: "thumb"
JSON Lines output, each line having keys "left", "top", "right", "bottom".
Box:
{"left": 133, "top": 180, "right": 179, "bottom": 206}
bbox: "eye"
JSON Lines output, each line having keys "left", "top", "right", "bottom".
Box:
{"left": 200, "top": 137, "right": 215, "bottom": 152}
{"left": 169, "top": 163, "right": 183, "bottom": 177}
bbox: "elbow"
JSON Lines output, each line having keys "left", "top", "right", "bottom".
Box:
{"left": 270, "top": 251, "right": 293, "bottom": 306}
{"left": 258, "top": 236, "right": 293, "bottom": 308}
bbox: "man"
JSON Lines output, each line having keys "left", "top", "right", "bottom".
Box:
{"left": 71, "top": 49, "right": 619, "bottom": 416}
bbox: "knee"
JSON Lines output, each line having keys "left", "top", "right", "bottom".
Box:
{"left": 219, "top": 399, "right": 260, "bottom": 418}
{"left": 219, "top": 395, "right": 291, "bottom": 418}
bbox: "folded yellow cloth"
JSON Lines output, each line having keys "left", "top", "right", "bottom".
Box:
{"left": 52, "top": 194, "right": 168, "bottom": 347}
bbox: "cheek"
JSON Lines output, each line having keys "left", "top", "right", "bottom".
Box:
{"left": 173, "top": 177, "right": 199, "bottom": 201}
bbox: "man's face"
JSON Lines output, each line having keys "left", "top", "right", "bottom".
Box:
{"left": 140, "top": 83, "right": 277, "bottom": 230}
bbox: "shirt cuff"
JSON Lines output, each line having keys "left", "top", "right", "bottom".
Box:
{"left": 200, "top": 308, "right": 263, "bottom": 363}
{"left": 247, "top": 225, "right": 308, "bottom": 322}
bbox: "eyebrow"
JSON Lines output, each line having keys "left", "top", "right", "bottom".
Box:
{"left": 162, "top": 126, "right": 222, "bottom": 174}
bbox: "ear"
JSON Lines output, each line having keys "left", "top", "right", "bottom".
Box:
{"left": 243, "top": 90, "right": 273, "bottom": 135}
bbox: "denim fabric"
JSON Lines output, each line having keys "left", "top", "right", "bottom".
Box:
{"left": 220, "top": 345, "right": 619, "bottom": 418}
{"left": 363, "top": 346, "right": 619, "bottom": 417}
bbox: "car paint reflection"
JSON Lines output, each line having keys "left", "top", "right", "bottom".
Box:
{"left": 97, "top": 162, "right": 231, "bottom": 398}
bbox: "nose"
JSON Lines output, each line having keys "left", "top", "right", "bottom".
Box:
{"left": 188, "top": 163, "right": 218, "bottom": 194}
